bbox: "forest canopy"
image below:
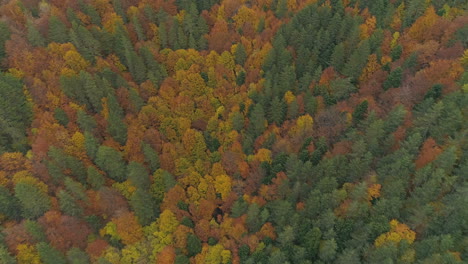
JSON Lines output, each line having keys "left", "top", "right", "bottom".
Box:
{"left": 0, "top": 0, "right": 467, "bottom": 263}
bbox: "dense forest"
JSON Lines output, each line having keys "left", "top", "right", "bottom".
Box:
{"left": 0, "top": 0, "right": 467, "bottom": 263}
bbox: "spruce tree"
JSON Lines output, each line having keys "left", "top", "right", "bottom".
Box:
{"left": 95, "top": 146, "right": 127, "bottom": 182}
{"left": 27, "top": 20, "right": 46, "bottom": 47}
{"left": 235, "top": 43, "right": 247, "bottom": 66}
{"left": 0, "top": 21, "right": 11, "bottom": 62}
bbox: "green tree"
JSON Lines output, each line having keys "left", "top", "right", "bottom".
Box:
{"left": 87, "top": 166, "right": 105, "bottom": 190}
{"left": 77, "top": 110, "right": 97, "bottom": 133}
{"left": 37, "top": 242, "right": 67, "bottom": 264}
{"left": 0, "top": 186, "right": 21, "bottom": 220}
{"left": 14, "top": 182, "right": 51, "bottom": 219}
{"left": 84, "top": 131, "right": 99, "bottom": 160}
{"left": 130, "top": 189, "right": 158, "bottom": 226}
{"left": 342, "top": 40, "right": 370, "bottom": 80}
{"left": 234, "top": 43, "right": 247, "bottom": 66}
{"left": 140, "top": 143, "right": 158, "bottom": 173}
{"left": 187, "top": 233, "right": 202, "bottom": 257}
{"left": 0, "top": 74, "right": 32, "bottom": 153}
{"left": 27, "top": 20, "right": 46, "bottom": 47}
{"left": 48, "top": 16, "right": 69, "bottom": 43}
{"left": 66, "top": 248, "right": 90, "bottom": 264}
{"left": 106, "top": 93, "right": 127, "bottom": 145}
{"left": 383, "top": 67, "right": 403, "bottom": 90}
{"left": 95, "top": 146, "right": 127, "bottom": 182}
{"left": 24, "top": 220, "right": 47, "bottom": 243}
{"left": 54, "top": 108, "right": 69, "bottom": 127}
{"left": 58, "top": 190, "right": 83, "bottom": 217}
{"left": 0, "top": 246, "right": 15, "bottom": 264}
{"left": 353, "top": 100, "right": 368, "bottom": 124}
{"left": 268, "top": 97, "right": 286, "bottom": 125}
{"left": 248, "top": 103, "right": 266, "bottom": 137}
{"left": 330, "top": 43, "right": 345, "bottom": 73}
{"left": 127, "top": 161, "right": 150, "bottom": 190}
{"left": 0, "top": 21, "right": 11, "bottom": 62}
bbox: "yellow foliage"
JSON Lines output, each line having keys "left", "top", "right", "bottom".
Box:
{"left": 159, "top": 210, "right": 179, "bottom": 234}
{"left": 367, "top": 183, "right": 381, "bottom": 200}
{"left": 360, "top": 16, "right": 376, "bottom": 39}
{"left": 112, "top": 180, "right": 137, "bottom": 199}
{"left": 284, "top": 91, "right": 296, "bottom": 104}
{"left": 64, "top": 50, "right": 89, "bottom": 72}
{"left": 218, "top": 51, "right": 235, "bottom": 71}
{"left": 103, "top": 12, "right": 124, "bottom": 33}
{"left": 233, "top": 5, "right": 256, "bottom": 29}
{"left": 255, "top": 148, "right": 272, "bottom": 163}
{"left": 204, "top": 244, "right": 231, "bottom": 264}
{"left": 16, "top": 244, "right": 41, "bottom": 264}
{"left": 408, "top": 6, "right": 438, "bottom": 42}
{"left": 101, "top": 247, "right": 122, "bottom": 264}
{"left": 359, "top": 54, "right": 380, "bottom": 83}
{"left": 7, "top": 68, "right": 25, "bottom": 78}
{"left": 214, "top": 174, "right": 232, "bottom": 200}
{"left": 12, "top": 171, "right": 48, "bottom": 193}
{"left": 0, "top": 171, "right": 8, "bottom": 186}
{"left": 374, "top": 219, "right": 416, "bottom": 247}
{"left": 100, "top": 222, "right": 120, "bottom": 240}
{"left": 461, "top": 49, "right": 468, "bottom": 67}
{"left": 390, "top": 32, "right": 400, "bottom": 49}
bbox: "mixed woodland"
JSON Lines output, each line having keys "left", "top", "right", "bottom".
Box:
{"left": 0, "top": 0, "right": 467, "bottom": 263}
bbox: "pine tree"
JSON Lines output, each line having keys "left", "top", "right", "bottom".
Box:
{"left": 37, "top": 242, "right": 67, "bottom": 264}
{"left": 66, "top": 248, "right": 90, "bottom": 264}
{"left": 58, "top": 190, "right": 83, "bottom": 217}
{"left": 330, "top": 43, "right": 345, "bottom": 73}
{"left": 87, "top": 166, "right": 105, "bottom": 190}
{"left": 0, "top": 74, "right": 32, "bottom": 153}
{"left": 268, "top": 97, "right": 286, "bottom": 125}
{"left": 353, "top": 100, "right": 369, "bottom": 124}
{"left": 0, "top": 186, "right": 21, "bottom": 220}
{"left": 106, "top": 93, "right": 127, "bottom": 145}
{"left": 14, "top": 182, "right": 51, "bottom": 219}
{"left": 132, "top": 15, "right": 146, "bottom": 41}
{"left": 383, "top": 67, "right": 403, "bottom": 90}
{"left": 235, "top": 43, "right": 247, "bottom": 66}
{"left": 27, "top": 20, "right": 46, "bottom": 47}
{"left": 142, "top": 143, "right": 160, "bottom": 173}
{"left": 95, "top": 146, "right": 127, "bottom": 182}
{"left": 343, "top": 40, "right": 370, "bottom": 80}
{"left": 127, "top": 162, "right": 150, "bottom": 190}
{"left": 0, "top": 21, "right": 11, "bottom": 62}
{"left": 130, "top": 189, "right": 158, "bottom": 226}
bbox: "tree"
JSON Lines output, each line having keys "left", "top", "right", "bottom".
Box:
{"left": 142, "top": 143, "right": 160, "bottom": 173}
{"left": 268, "top": 97, "right": 286, "bottom": 125}
{"left": 87, "top": 166, "right": 105, "bottom": 190}
{"left": 234, "top": 43, "right": 247, "bottom": 66}
{"left": 0, "top": 74, "right": 32, "bottom": 153}
{"left": 353, "top": 100, "right": 369, "bottom": 124}
{"left": 14, "top": 182, "right": 51, "bottom": 219}
{"left": 0, "top": 21, "right": 11, "bottom": 62}
{"left": 66, "top": 248, "right": 90, "bottom": 264}
{"left": 48, "top": 16, "right": 69, "bottom": 43}
{"left": 106, "top": 93, "right": 127, "bottom": 145}
{"left": 95, "top": 146, "right": 127, "bottom": 182}
{"left": 383, "top": 67, "right": 403, "bottom": 90}
{"left": 0, "top": 186, "right": 21, "bottom": 220}
{"left": 37, "top": 242, "right": 67, "bottom": 264}
{"left": 27, "top": 20, "right": 46, "bottom": 47}
{"left": 130, "top": 189, "right": 158, "bottom": 226}
{"left": 58, "top": 190, "right": 83, "bottom": 217}
{"left": 187, "top": 233, "right": 202, "bottom": 257}
{"left": 127, "top": 161, "right": 150, "bottom": 190}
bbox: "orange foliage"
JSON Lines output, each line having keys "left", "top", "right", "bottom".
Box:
{"left": 415, "top": 137, "right": 443, "bottom": 169}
